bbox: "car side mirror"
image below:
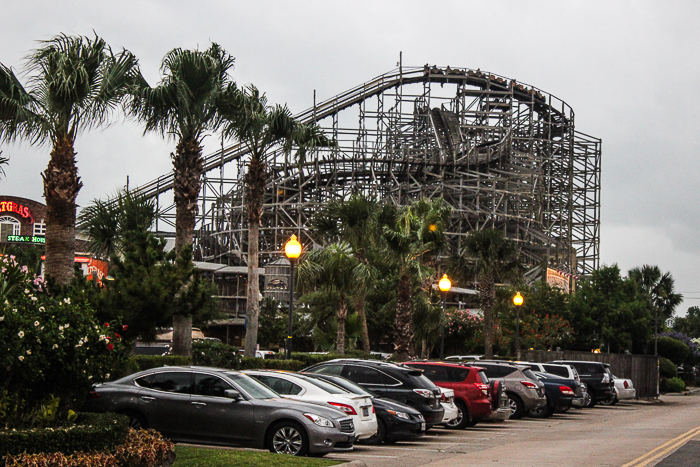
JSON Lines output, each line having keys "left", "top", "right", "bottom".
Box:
{"left": 224, "top": 389, "right": 241, "bottom": 400}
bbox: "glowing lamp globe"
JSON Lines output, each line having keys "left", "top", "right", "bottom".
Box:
{"left": 285, "top": 234, "right": 302, "bottom": 259}
{"left": 438, "top": 274, "right": 452, "bottom": 292}
{"left": 513, "top": 291, "right": 524, "bottom": 307}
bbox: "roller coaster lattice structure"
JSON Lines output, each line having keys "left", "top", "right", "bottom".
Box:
{"left": 137, "top": 65, "right": 601, "bottom": 277}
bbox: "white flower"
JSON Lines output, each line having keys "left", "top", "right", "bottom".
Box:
{"left": 83, "top": 336, "right": 88, "bottom": 342}
{"left": 36, "top": 338, "right": 41, "bottom": 344}
{"left": 59, "top": 325, "right": 64, "bottom": 331}
{"left": 64, "top": 298, "right": 71, "bottom": 305}
{"left": 24, "top": 289, "right": 29, "bottom": 294}
{"left": 88, "top": 376, "right": 93, "bottom": 380}
{"left": 39, "top": 307, "right": 45, "bottom": 312}
{"left": 105, "top": 373, "right": 110, "bottom": 379}
{"left": 34, "top": 321, "right": 39, "bottom": 327}
{"left": 18, "top": 356, "right": 24, "bottom": 361}
{"left": 52, "top": 344, "right": 58, "bottom": 349}
{"left": 12, "top": 309, "right": 16, "bottom": 313}
{"left": 18, "top": 331, "right": 24, "bottom": 338}
{"left": 26, "top": 350, "right": 31, "bottom": 355}
{"left": 0, "top": 316, "right": 4, "bottom": 321}
{"left": 30, "top": 296, "right": 37, "bottom": 301}
{"left": 99, "top": 335, "right": 106, "bottom": 341}
{"left": 64, "top": 323, "right": 69, "bottom": 328}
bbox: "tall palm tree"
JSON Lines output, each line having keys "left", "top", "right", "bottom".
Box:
{"left": 0, "top": 34, "right": 140, "bottom": 285}
{"left": 382, "top": 198, "right": 451, "bottom": 361}
{"left": 628, "top": 265, "right": 683, "bottom": 354}
{"left": 130, "top": 43, "right": 240, "bottom": 356}
{"left": 298, "top": 242, "right": 371, "bottom": 354}
{"left": 311, "top": 194, "right": 380, "bottom": 352}
{"left": 450, "top": 229, "right": 523, "bottom": 359}
{"left": 222, "top": 85, "right": 333, "bottom": 358}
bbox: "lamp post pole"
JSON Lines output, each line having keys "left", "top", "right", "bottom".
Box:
{"left": 438, "top": 274, "right": 452, "bottom": 360}
{"left": 284, "top": 234, "right": 302, "bottom": 360}
{"left": 513, "top": 292, "right": 524, "bottom": 360}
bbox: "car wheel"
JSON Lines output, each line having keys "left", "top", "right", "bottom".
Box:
{"left": 446, "top": 400, "right": 476, "bottom": 429}
{"left": 121, "top": 410, "right": 148, "bottom": 429}
{"left": 268, "top": 421, "right": 309, "bottom": 456}
{"left": 598, "top": 395, "right": 617, "bottom": 406}
{"left": 528, "top": 395, "right": 550, "bottom": 418}
{"left": 364, "top": 419, "right": 386, "bottom": 445}
{"left": 507, "top": 394, "right": 525, "bottom": 419}
{"left": 585, "top": 396, "right": 597, "bottom": 408}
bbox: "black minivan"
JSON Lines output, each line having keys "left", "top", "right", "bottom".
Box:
{"left": 304, "top": 359, "right": 445, "bottom": 428}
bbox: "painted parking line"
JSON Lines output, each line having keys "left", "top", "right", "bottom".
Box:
{"left": 621, "top": 426, "right": 700, "bottom": 467}
{"left": 327, "top": 454, "right": 399, "bottom": 459}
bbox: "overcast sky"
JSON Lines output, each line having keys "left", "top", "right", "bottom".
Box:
{"left": 1, "top": 1, "right": 699, "bottom": 314}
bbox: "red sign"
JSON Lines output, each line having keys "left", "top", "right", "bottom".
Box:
{"left": 87, "top": 258, "right": 109, "bottom": 285}
{"left": 0, "top": 201, "right": 33, "bottom": 222}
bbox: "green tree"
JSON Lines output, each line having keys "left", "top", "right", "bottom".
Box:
{"left": 221, "top": 85, "right": 332, "bottom": 357}
{"left": 382, "top": 198, "right": 451, "bottom": 360}
{"left": 130, "top": 43, "right": 240, "bottom": 356}
{"left": 0, "top": 34, "right": 140, "bottom": 285}
{"left": 674, "top": 307, "right": 700, "bottom": 338}
{"left": 450, "top": 229, "right": 523, "bottom": 359}
{"left": 311, "top": 194, "right": 382, "bottom": 352}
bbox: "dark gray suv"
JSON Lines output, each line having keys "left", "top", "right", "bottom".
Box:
{"left": 82, "top": 366, "right": 356, "bottom": 456}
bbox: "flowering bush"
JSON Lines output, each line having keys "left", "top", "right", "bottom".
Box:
{"left": 0, "top": 259, "right": 129, "bottom": 428}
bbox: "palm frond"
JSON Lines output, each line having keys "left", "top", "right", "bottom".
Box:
{"left": 0, "top": 63, "right": 48, "bottom": 144}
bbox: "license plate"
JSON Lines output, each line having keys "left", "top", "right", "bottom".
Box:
{"left": 362, "top": 407, "right": 369, "bottom": 417}
{"left": 420, "top": 422, "right": 426, "bottom": 431}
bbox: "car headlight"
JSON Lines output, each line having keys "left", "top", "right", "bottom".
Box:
{"left": 387, "top": 410, "right": 411, "bottom": 420}
{"left": 303, "top": 413, "right": 335, "bottom": 428}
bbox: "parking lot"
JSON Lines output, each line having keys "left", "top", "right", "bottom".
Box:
{"left": 323, "top": 395, "right": 700, "bottom": 467}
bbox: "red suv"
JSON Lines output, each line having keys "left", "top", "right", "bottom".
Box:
{"left": 404, "top": 362, "right": 493, "bottom": 429}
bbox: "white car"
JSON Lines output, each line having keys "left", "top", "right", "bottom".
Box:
{"left": 438, "top": 388, "right": 459, "bottom": 425}
{"left": 601, "top": 376, "right": 636, "bottom": 405}
{"left": 526, "top": 362, "right": 580, "bottom": 382}
{"left": 244, "top": 370, "right": 378, "bottom": 440}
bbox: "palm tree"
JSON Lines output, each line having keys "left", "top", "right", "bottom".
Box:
{"left": 628, "top": 265, "right": 683, "bottom": 354}
{"left": 450, "top": 229, "right": 523, "bottom": 359}
{"left": 311, "top": 194, "right": 380, "bottom": 352}
{"left": 0, "top": 34, "right": 140, "bottom": 285}
{"left": 298, "top": 242, "right": 371, "bottom": 354}
{"left": 130, "top": 43, "right": 240, "bottom": 356}
{"left": 382, "top": 198, "right": 451, "bottom": 361}
{"left": 222, "top": 85, "right": 333, "bottom": 357}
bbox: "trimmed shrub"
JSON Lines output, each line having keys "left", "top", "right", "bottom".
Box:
{"left": 659, "top": 357, "right": 678, "bottom": 379}
{"left": 3, "top": 428, "right": 174, "bottom": 467}
{"left": 192, "top": 341, "right": 239, "bottom": 368}
{"left": 0, "top": 412, "right": 129, "bottom": 460}
{"left": 654, "top": 337, "right": 690, "bottom": 366}
{"left": 661, "top": 377, "right": 686, "bottom": 393}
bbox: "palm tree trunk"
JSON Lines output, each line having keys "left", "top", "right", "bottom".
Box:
{"left": 171, "top": 138, "right": 203, "bottom": 357}
{"left": 480, "top": 278, "right": 496, "bottom": 359}
{"left": 394, "top": 269, "right": 414, "bottom": 361}
{"left": 42, "top": 137, "right": 82, "bottom": 286}
{"left": 353, "top": 292, "right": 371, "bottom": 352}
{"left": 244, "top": 157, "right": 266, "bottom": 357}
{"left": 337, "top": 297, "right": 348, "bottom": 355}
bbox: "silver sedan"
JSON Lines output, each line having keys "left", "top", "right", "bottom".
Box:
{"left": 82, "top": 366, "right": 356, "bottom": 456}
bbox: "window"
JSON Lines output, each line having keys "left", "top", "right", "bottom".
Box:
{"left": 477, "top": 371, "right": 489, "bottom": 384}
{"left": 226, "top": 374, "right": 277, "bottom": 399}
{"left": 139, "top": 372, "right": 193, "bottom": 394}
{"left": 543, "top": 365, "right": 568, "bottom": 378}
{"left": 195, "top": 374, "right": 233, "bottom": 397}
{"left": 33, "top": 221, "right": 46, "bottom": 236}
{"left": 254, "top": 376, "right": 302, "bottom": 395}
{"left": 480, "top": 364, "right": 516, "bottom": 378}
{"left": 411, "top": 365, "right": 449, "bottom": 382}
{"left": 0, "top": 216, "right": 20, "bottom": 239}
{"left": 446, "top": 367, "right": 471, "bottom": 383}
{"left": 343, "top": 365, "right": 390, "bottom": 385}
{"left": 311, "top": 365, "right": 343, "bottom": 376}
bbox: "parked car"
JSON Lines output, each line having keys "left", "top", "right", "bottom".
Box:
{"left": 243, "top": 370, "right": 377, "bottom": 440}
{"left": 549, "top": 360, "right": 615, "bottom": 407}
{"left": 445, "top": 355, "right": 483, "bottom": 361}
{"left": 403, "top": 361, "right": 493, "bottom": 429}
{"left": 438, "top": 387, "right": 459, "bottom": 426}
{"left": 462, "top": 361, "right": 546, "bottom": 419}
{"left": 525, "top": 362, "right": 581, "bottom": 382}
{"left": 302, "top": 372, "right": 426, "bottom": 444}
{"left": 528, "top": 370, "right": 584, "bottom": 417}
{"left": 601, "top": 375, "right": 636, "bottom": 405}
{"left": 82, "top": 366, "right": 356, "bottom": 456}
{"left": 303, "top": 359, "right": 445, "bottom": 428}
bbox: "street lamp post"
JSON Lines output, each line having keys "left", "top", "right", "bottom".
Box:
{"left": 513, "top": 291, "right": 524, "bottom": 360}
{"left": 438, "top": 274, "right": 452, "bottom": 360}
{"left": 284, "top": 234, "right": 302, "bottom": 360}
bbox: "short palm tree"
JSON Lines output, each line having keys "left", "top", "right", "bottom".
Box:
{"left": 222, "top": 85, "right": 333, "bottom": 357}
{"left": 311, "top": 194, "right": 381, "bottom": 352}
{"left": 0, "top": 34, "right": 140, "bottom": 285}
{"left": 382, "top": 198, "right": 452, "bottom": 361}
{"left": 130, "top": 43, "right": 240, "bottom": 356}
{"left": 450, "top": 229, "right": 523, "bottom": 359}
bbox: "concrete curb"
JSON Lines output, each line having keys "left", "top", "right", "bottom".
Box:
{"left": 330, "top": 460, "right": 369, "bottom": 467}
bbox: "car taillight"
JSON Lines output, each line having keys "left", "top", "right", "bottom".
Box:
{"left": 87, "top": 391, "right": 101, "bottom": 399}
{"left": 413, "top": 389, "right": 434, "bottom": 398}
{"left": 328, "top": 402, "right": 357, "bottom": 415}
{"left": 624, "top": 380, "right": 629, "bottom": 389}
{"left": 602, "top": 373, "right": 610, "bottom": 383}
{"left": 372, "top": 406, "right": 375, "bottom": 413}
{"left": 558, "top": 385, "right": 575, "bottom": 395}
{"left": 475, "top": 383, "right": 490, "bottom": 396}
{"left": 520, "top": 380, "right": 538, "bottom": 389}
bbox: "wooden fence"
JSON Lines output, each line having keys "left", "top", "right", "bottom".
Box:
{"left": 524, "top": 350, "right": 659, "bottom": 399}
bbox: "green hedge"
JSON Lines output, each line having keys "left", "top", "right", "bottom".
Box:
{"left": 661, "top": 377, "right": 686, "bottom": 393}
{"left": 659, "top": 357, "right": 678, "bottom": 379}
{"left": 0, "top": 412, "right": 129, "bottom": 460}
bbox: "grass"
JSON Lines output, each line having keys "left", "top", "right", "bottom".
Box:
{"left": 172, "top": 445, "right": 341, "bottom": 467}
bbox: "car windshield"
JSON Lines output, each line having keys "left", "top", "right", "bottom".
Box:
{"left": 311, "top": 375, "right": 376, "bottom": 397}
{"left": 536, "top": 371, "right": 565, "bottom": 380}
{"left": 294, "top": 374, "right": 351, "bottom": 394}
{"left": 227, "top": 374, "right": 278, "bottom": 399}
